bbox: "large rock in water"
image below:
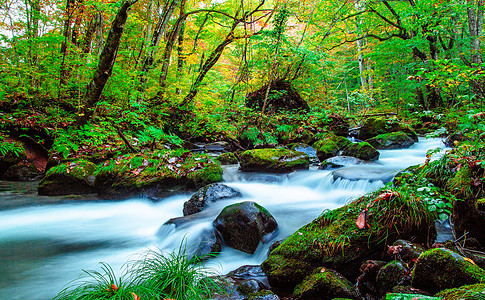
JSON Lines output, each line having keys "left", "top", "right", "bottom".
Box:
{"left": 0, "top": 140, "right": 26, "bottom": 178}
{"left": 359, "top": 117, "right": 418, "bottom": 141}
{"left": 94, "top": 150, "right": 223, "bottom": 199}
{"left": 365, "top": 132, "right": 416, "bottom": 150}
{"left": 239, "top": 149, "right": 309, "bottom": 173}
{"left": 213, "top": 201, "right": 278, "bottom": 254}
{"left": 341, "top": 142, "right": 380, "bottom": 161}
{"left": 38, "top": 159, "right": 96, "bottom": 196}
{"left": 261, "top": 190, "right": 437, "bottom": 293}
{"left": 246, "top": 80, "right": 309, "bottom": 113}
{"left": 312, "top": 133, "right": 351, "bottom": 161}
{"left": 3, "top": 162, "right": 42, "bottom": 181}
{"left": 412, "top": 248, "right": 485, "bottom": 293}
{"left": 183, "top": 183, "right": 242, "bottom": 216}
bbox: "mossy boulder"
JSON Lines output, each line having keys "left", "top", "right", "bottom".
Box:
{"left": 94, "top": 150, "right": 223, "bottom": 200}
{"left": 341, "top": 142, "right": 380, "bottom": 161}
{"left": 247, "top": 290, "right": 280, "bottom": 300}
{"left": 183, "top": 183, "right": 242, "bottom": 216}
{"left": 3, "top": 162, "right": 42, "bottom": 181}
{"left": 293, "top": 268, "right": 360, "bottom": 300}
{"left": 376, "top": 260, "right": 407, "bottom": 295}
{"left": 38, "top": 159, "right": 96, "bottom": 196}
{"left": 239, "top": 149, "right": 309, "bottom": 173}
{"left": 261, "top": 190, "right": 437, "bottom": 292}
{"left": 312, "top": 134, "right": 350, "bottom": 161}
{"left": 213, "top": 201, "right": 278, "bottom": 254}
{"left": 216, "top": 152, "right": 239, "bottom": 165}
{"left": 436, "top": 283, "right": 485, "bottom": 299}
{"left": 412, "top": 248, "right": 485, "bottom": 293}
{"left": 359, "top": 117, "right": 418, "bottom": 141}
{"left": 391, "top": 240, "right": 425, "bottom": 263}
{"left": 366, "top": 132, "right": 416, "bottom": 150}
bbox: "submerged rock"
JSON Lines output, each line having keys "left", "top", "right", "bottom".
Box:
{"left": 332, "top": 166, "right": 397, "bottom": 183}
{"left": 239, "top": 148, "right": 309, "bottom": 173}
{"left": 211, "top": 265, "right": 271, "bottom": 300}
{"left": 261, "top": 190, "right": 436, "bottom": 293}
{"left": 193, "top": 229, "right": 222, "bottom": 259}
{"left": 288, "top": 143, "right": 319, "bottom": 163}
{"left": 293, "top": 268, "right": 360, "bottom": 299}
{"left": 341, "top": 142, "right": 380, "bottom": 161}
{"left": 94, "top": 150, "right": 223, "bottom": 199}
{"left": 38, "top": 159, "right": 96, "bottom": 196}
{"left": 214, "top": 201, "right": 278, "bottom": 254}
{"left": 366, "top": 132, "right": 415, "bottom": 149}
{"left": 3, "top": 162, "right": 42, "bottom": 181}
{"left": 320, "top": 156, "right": 368, "bottom": 170}
{"left": 412, "top": 248, "right": 485, "bottom": 293}
{"left": 183, "top": 183, "right": 242, "bottom": 216}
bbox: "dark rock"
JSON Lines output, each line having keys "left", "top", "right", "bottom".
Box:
{"left": 376, "top": 260, "right": 408, "bottom": 295}
{"left": 390, "top": 286, "right": 433, "bottom": 295}
{"left": 246, "top": 80, "right": 309, "bottom": 113}
{"left": 3, "top": 162, "right": 42, "bottom": 181}
{"left": 228, "top": 265, "right": 270, "bottom": 289}
{"left": 183, "top": 183, "right": 242, "bottom": 216}
{"left": 288, "top": 143, "right": 319, "bottom": 163}
{"left": 359, "top": 117, "right": 418, "bottom": 141}
{"left": 193, "top": 229, "right": 222, "bottom": 259}
{"left": 0, "top": 141, "right": 26, "bottom": 178}
{"left": 248, "top": 290, "right": 280, "bottom": 300}
{"left": 412, "top": 248, "right": 485, "bottom": 293}
{"left": 213, "top": 201, "right": 278, "bottom": 254}
{"left": 356, "top": 260, "right": 387, "bottom": 300}
{"left": 436, "top": 283, "right": 485, "bottom": 299}
{"left": 341, "top": 142, "right": 380, "bottom": 161}
{"left": 443, "top": 131, "right": 463, "bottom": 147}
{"left": 211, "top": 265, "right": 270, "bottom": 300}
{"left": 268, "top": 240, "right": 283, "bottom": 255}
{"left": 319, "top": 156, "right": 368, "bottom": 170}
{"left": 366, "top": 132, "right": 415, "bottom": 150}
{"left": 293, "top": 268, "right": 360, "bottom": 300}
{"left": 312, "top": 139, "right": 339, "bottom": 161}
{"left": 239, "top": 149, "right": 309, "bottom": 173}
{"left": 38, "top": 159, "right": 96, "bottom": 196}
{"left": 390, "top": 240, "right": 425, "bottom": 263}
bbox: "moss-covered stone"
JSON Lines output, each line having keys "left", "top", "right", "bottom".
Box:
{"left": 366, "top": 132, "right": 416, "bottom": 150}
{"left": 341, "top": 142, "right": 380, "bottom": 161}
{"left": 38, "top": 159, "right": 96, "bottom": 196}
{"left": 247, "top": 289, "right": 279, "bottom": 300}
{"left": 261, "top": 190, "right": 437, "bottom": 292}
{"left": 436, "top": 283, "right": 485, "bottom": 299}
{"left": 216, "top": 152, "right": 239, "bottom": 165}
{"left": 376, "top": 260, "right": 407, "bottom": 295}
{"left": 94, "top": 150, "right": 223, "bottom": 199}
{"left": 3, "top": 162, "right": 41, "bottom": 181}
{"left": 359, "top": 117, "right": 418, "bottom": 141}
{"left": 476, "top": 198, "right": 485, "bottom": 212}
{"left": 293, "top": 268, "right": 360, "bottom": 299}
{"left": 0, "top": 139, "right": 27, "bottom": 177}
{"left": 412, "top": 248, "right": 485, "bottom": 293}
{"left": 239, "top": 148, "right": 309, "bottom": 173}
{"left": 312, "top": 139, "right": 339, "bottom": 161}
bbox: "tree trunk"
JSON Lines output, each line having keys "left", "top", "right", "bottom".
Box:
{"left": 355, "top": 0, "right": 367, "bottom": 89}
{"left": 176, "top": 20, "right": 186, "bottom": 94}
{"left": 75, "top": 0, "right": 138, "bottom": 126}
{"left": 468, "top": 0, "right": 484, "bottom": 65}
{"left": 60, "top": 0, "right": 75, "bottom": 87}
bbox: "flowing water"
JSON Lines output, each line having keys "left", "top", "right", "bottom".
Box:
{"left": 0, "top": 138, "right": 446, "bottom": 300}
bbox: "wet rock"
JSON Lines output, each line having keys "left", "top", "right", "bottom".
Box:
{"left": 214, "top": 201, "right": 278, "bottom": 254}
{"left": 366, "top": 132, "right": 415, "bottom": 150}
{"left": 94, "top": 150, "right": 222, "bottom": 199}
{"left": 3, "top": 162, "right": 42, "bottom": 181}
{"left": 288, "top": 143, "right": 319, "bottom": 163}
{"left": 262, "top": 191, "right": 436, "bottom": 293}
{"left": 193, "top": 229, "right": 222, "bottom": 259}
{"left": 389, "top": 240, "right": 425, "bottom": 263}
{"left": 312, "top": 139, "right": 339, "bottom": 161}
{"left": 385, "top": 293, "right": 439, "bottom": 299}
{"left": 332, "top": 166, "right": 397, "bottom": 183}
{"left": 319, "top": 156, "right": 368, "bottom": 170}
{"left": 412, "top": 248, "right": 485, "bottom": 293}
{"left": 248, "top": 290, "right": 280, "bottom": 300}
{"left": 293, "top": 268, "right": 360, "bottom": 300}
{"left": 359, "top": 117, "right": 418, "bottom": 141}
{"left": 216, "top": 152, "right": 239, "bottom": 165}
{"left": 376, "top": 260, "right": 408, "bottom": 295}
{"left": 341, "top": 142, "right": 380, "bottom": 161}
{"left": 183, "top": 183, "right": 242, "bottom": 216}
{"left": 356, "top": 260, "right": 387, "bottom": 300}
{"left": 0, "top": 140, "right": 26, "bottom": 178}
{"left": 228, "top": 265, "right": 270, "bottom": 289}
{"left": 239, "top": 149, "right": 309, "bottom": 173}
{"left": 211, "top": 265, "right": 270, "bottom": 300}
{"left": 436, "top": 283, "right": 485, "bottom": 299}
{"left": 38, "top": 159, "right": 96, "bottom": 196}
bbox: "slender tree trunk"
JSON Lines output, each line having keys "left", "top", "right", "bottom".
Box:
{"left": 82, "top": 11, "right": 103, "bottom": 54}
{"left": 355, "top": 0, "right": 367, "bottom": 89}
{"left": 75, "top": 0, "right": 138, "bottom": 126}
{"left": 176, "top": 21, "right": 186, "bottom": 94}
{"left": 468, "top": 0, "right": 484, "bottom": 65}
{"left": 93, "top": 13, "right": 104, "bottom": 55}
{"left": 60, "top": 0, "right": 75, "bottom": 88}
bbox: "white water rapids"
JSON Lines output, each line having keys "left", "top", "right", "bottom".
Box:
{"left": 0, "top": 138, "right": 446, "bottom": 300}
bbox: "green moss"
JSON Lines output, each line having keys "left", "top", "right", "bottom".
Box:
{"left": 247, "top": 290, "right": 278, "bottom": 299}
{"left": 216, "top": 152, "right": 238, "bottom": 165}
{"left": 412, "top": 248, "right": 485, "bottom": 293}
{"left": 376, "top": 260, "right": 407, "bottom": 294}
{"left": 360, "top": 117, "right": 417, "bottom": 141}
{"left": 312, "top": 140, "right": 339, "bottom": 160}
{"left": 341, "top": 142, "right": 380, "bottom": 161}
{"left": 366, "top": 132, "right": 415, "bottom": 150}
{"left": 239, "top": 148, "right": 309, "bottom": 172}
{"left": 436, "top": 283, "right": 485, "bottom": 299}
{"left": 262, "top": 188, "right": 436, "bottom": 292}
{"left": 385, "top": 293, "right": 440, "bottom": 300}
{"left": 293, "top": 268, "right": 359, "bottom": 299}
{"left": 476, "top": 198, "right": 485, "bottom": 211}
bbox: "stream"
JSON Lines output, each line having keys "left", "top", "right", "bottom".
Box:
{"left": 0, "top": 138, "right": 446, "bottom": 300}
